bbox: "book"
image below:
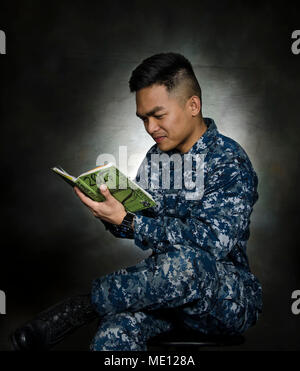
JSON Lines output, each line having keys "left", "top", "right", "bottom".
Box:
{"left": 51, "top": 163, "right": 156, "bottom": 213}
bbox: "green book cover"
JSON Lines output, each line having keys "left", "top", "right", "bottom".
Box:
{"left": 51, "top": 163, "right": 156, "bottom": 213}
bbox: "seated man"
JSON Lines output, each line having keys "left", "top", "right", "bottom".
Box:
{"left": 11, "top": 52, "right": 262, "bottom": 351}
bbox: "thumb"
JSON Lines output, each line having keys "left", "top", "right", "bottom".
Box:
{"left": 99, "top": 183, "right": 111, "bottom": 198}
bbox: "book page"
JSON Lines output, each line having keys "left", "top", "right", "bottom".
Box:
{"left": 52, "top": 167, "right": 76, "bottom": 182}
{"left": 76, "top": 162, "right": 112, "bottom": 179}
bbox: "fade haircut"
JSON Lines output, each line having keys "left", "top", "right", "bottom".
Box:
{"left": 129, "top": 52, "right": 202, "bottom": 109}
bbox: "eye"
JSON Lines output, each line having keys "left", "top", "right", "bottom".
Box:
{"left": 154, "top": 114, "right": 165, "bottom": 120}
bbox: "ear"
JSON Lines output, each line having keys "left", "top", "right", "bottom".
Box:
{"left": 188, "top": 95, "right": 201, "bottom": 117}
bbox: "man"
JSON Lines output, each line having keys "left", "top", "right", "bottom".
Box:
{"left": 11, "top": 53, "right": 262, "bottom": 351}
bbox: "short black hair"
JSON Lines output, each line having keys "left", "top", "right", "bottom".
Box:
{"left": 129, "top": 52, "right": 202, "bottom": 105}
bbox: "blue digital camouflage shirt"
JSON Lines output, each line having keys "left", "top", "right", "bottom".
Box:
{"left": 101, "top": 117, "right": 262, "bottom": 336}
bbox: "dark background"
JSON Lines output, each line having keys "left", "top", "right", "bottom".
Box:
{"left": 0, "top": 0, "right": 299, "bottom": 350}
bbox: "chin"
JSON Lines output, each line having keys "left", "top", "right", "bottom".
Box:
{"left": 157, "top": 142, "right": 175, "bottom": 152}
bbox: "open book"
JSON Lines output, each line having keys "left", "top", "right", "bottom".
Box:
{"left": 51, "top": 163, "right": 156, "bottom": 213}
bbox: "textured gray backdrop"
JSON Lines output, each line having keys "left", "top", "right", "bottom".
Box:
{"left": 0, "top": 0, "right": 299, "bottom": 350}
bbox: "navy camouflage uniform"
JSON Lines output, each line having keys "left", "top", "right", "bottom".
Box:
{"left": 90, "top": 117, "right": 262, "bottom": 351}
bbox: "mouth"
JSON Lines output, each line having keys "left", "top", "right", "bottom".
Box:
{"left": 154, "top": 136, "right": 166, "bottom": 143}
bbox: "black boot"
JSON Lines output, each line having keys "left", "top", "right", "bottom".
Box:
{"left": 10, "top": 294, "right": 98, "bottom": 350}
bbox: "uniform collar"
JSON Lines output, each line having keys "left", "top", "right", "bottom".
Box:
{"left": 186, "top": 117, "right": 218, "bottom": 155}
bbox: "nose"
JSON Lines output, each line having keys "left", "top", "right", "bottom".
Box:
{"left": 146, "top": 117, "right": 160, "bottom": 135}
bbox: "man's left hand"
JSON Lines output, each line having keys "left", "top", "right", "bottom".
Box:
{"left": 74, "top": 184, "right": 126, "bottom": 225}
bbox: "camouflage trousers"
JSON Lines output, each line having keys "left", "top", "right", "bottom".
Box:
{"left": 90, "top": 245, "right": 257, "bottom": 351}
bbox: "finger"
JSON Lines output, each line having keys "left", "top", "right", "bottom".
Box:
{"left": 99, "top": 183, "right": 113, "bottom": 200}
{"left": 74, "top": 186, "right": 99, "bottom": 209}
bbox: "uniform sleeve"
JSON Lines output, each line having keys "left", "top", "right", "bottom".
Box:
{"left": 133, "top": 158, "right": 258, "bottom": 260}
{"left": 101, "top": 207, "right": 153, "bottom": 240}
{"left": 101, "top": 220, "right": 134, "bottom": 239}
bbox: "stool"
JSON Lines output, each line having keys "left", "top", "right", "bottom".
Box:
{"left": 147, "top": 327, "right": 245, "bottom": 351}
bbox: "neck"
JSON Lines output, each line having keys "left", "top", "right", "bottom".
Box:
{"left": 178, "top": 116, "right": 207, "bottom": 154}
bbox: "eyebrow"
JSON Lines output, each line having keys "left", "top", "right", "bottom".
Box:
{"left": 136, "top": 106, "right": 166, "bottom": 119}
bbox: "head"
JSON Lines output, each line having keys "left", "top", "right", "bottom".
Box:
{"left": 129, "top": 52, "right": 206, "bottom": 153}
